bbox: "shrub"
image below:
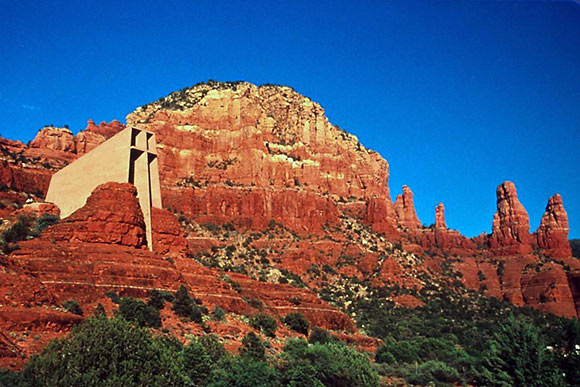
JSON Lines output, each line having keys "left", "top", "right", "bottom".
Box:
{"left": 249, "top": 313, "right": 277, "bottom": 338}
{"left": 172, "top": 285, "right": 203, "bottom": 323}
{"left": 198, "top": 334, "right": 228, "bottom": 363}
{"left": 62, "top": 300, "right": 83, "bottom": 316}
{"left": 22, "top": 316, "right": 184, "bottom": 386}
{"left": 308, "top": 327, "right": 335, "bottom": 344}
{"left": 407, "top": 360, "right": 462, "bottom": 386}
{"left": 181, "top": 339, "right": 213, "bottom": 385}
{"left": 33, "top": 213, "right": 59, "bottom": 234}
{"left": 147, "top": 289, "right": 165, "bottom": 309}
{"left": 283, "top": 313, "right": 310, "bottom": 335}
{"left": 475, "top": 315, "right": 565, "bottom": 386}
{"left": 212, "top": 306, "right": 226, "bottom": 321}
{"left": 240, "top": 332, "right": 266, "bottom": 361}
{"left": 2, "top": 215, "right": 33, "bottom": 243}
{"left": 278, "top": 338, "right": 379, "bottom": 387}
{"left": 208, "top": 356, "right": 280, "bottom": 387}
{"left": 116, "top": 297, "right": 161, "bottom": 328}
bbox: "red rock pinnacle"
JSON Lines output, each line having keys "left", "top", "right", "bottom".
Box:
{"left": 394, "top": 185, "right": 421, "bottom": 230}
{"left": 489, "top": 181, "right": 532, "bottom": 255}
{"left": 534, "top": 194, "right": 572, "bottom": 258}
{"left": 435, "top": 203, "right": 446, "bottom": 229}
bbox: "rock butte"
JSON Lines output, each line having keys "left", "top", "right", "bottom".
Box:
{"left": 0, "top": 81, "right": 577, "bottom": 368}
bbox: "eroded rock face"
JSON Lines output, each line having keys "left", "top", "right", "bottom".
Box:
{"left": 489, "top": 182, "right": 532, "bottom": 255}
{"left": 42, "top": 182, "right": 146, "bottom": 248}
{"left": 76, "top": 120, "right": 125, "bottom": 155}
{"left": 533, "top": 194, "right": 572, "bottom": 258}
{"left": 30, "top": 127, "right": 76, "bottom": 153}
{"left": 126, "top": 82, "right": 391, "bottom": 234}
{"left": 394, "top": 185, "right": 421, "bottom": 230}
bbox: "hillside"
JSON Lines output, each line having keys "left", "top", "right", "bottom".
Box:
{"left": 0, "top": 81, "right": 578, "bottom": 385}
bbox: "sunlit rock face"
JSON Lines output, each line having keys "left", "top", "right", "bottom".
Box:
{"left": 126, "top": 81, "right": 392, "bottom": 234}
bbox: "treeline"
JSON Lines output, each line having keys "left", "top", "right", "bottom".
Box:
{"left": 0, "top": 315, "right": 378, "bottom": 386}
{"left": 356, "top": 282, "right": 580, "bottom": 386}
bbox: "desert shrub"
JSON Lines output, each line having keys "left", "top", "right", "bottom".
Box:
{"left": 2, "top": 215, "right": 33, "bottom": 243}
{"left": 93, "top": 303, "right": 106, "bottom": 317}
{"left": 147, "top": 289, "right": 165, "bottom": 309}
{"left": 172, "top": 285, "right": 203, "bottom": 323}
{"left": 180, "top": 339, "right": 213, "bottom": 385}
{"left": 308, "top": 327, "right": 335, "bottom": 344}
{"left": 278, "top": 338, "right": 379, "bottom": 387}
{"left": 62, "top": 300, "right": 83, "bottom": 316}
{"left": 198, "top": 334, "right": 228, "bottom": 363}
{"left": 208, "top": 356, "right": 280, "bottom": 387}
{"left": 249, "top": 313, "right": 277, "bottom": 337}
{"left": 406, "top": 360, "right": 463, "bottom": 386}
{"left": 240, "top": 332, "right": 266, "bottom": 361}
{"left": 116, "top": 297, "right": 161, "bottom": 328}
{"left": 22, "top": 316, "right": 184, "bottom": 386}
{"left": 33, "top": 213, "right": 59, "bottom": 234}
{"left": 283, "top": 313, "right": 310, "bottom": 335}
{"left": 212, "top": 306, "right": 226, "bottom": 321}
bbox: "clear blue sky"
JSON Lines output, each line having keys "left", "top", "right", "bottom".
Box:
{"left": 1, "top": 0, "right": 579, "bottom": 238}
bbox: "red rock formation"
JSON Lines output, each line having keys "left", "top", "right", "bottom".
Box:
{"left": 435, "top": 203, "right": 446, "bottom": 229}
{"left": 76, "top": 120, "right": 125, "bottom": 155}
{"left": 394, "top": 186, "right": 421, "bottom": 230}
{"left": 365, "top": 196, "right": 398, "bottom": 237}
{"left": 29, "top": 127, "right": 76, "bottom": 153}
{"left": 126, "top": 82, "right": 391, "bottom": 234}
{"left": 42, "top": 182, "right": 146, "bottom": 248}
{"left": 533, "top": 194, "right": 572, "bottom": 258}
{"left": 521, "top": 264, "right": 577, "bottom": 318}
{"left": 489, "top": 182, "right": 532, "bottom": 255}
{"left": 151, "top": 207, "right": 187, "bottom": 255}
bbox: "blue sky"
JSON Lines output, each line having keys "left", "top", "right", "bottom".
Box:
{"left": 1, "top": 0, "right": 579, "bottom": 238}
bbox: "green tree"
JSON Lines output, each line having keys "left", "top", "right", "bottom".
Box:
{"left": 308, "top": 327, "right": 335, "bottom": 344}
{"left": 172, "top": 285, "right": 203, "bottom": 323}
{"left": 116, "top": 297, "right": 161, "bottom": 328}
{"left": 62, "top": 300, "right": 83, "bottom": 316}
{"left": 147, "top": 289, "right": 166, "bottom": 309}
{"left": 22, "top": 316, "right": 184, "bottom": 386}
{"left": 181, "top": 339, "right": 213, "bottom": 385}
{"left": 240, "top": 332, "right": 266, "bottom": 361}
{"left": 283, "top": 313, "right": 310, "bottom": 335}
{"left": 199, "top": 334, "right": 228, "bottom": 363}
{"left": 476, "top": 315, "right": 565, "bottom": 387}
{"left": 249, "top": 313, "right": 277, "bottom": 337}
{"left": 208, "top": 357, "right": 280, "bottom": 387}
{"left": 278, "top": 339, "right": 379, "bottom": 387}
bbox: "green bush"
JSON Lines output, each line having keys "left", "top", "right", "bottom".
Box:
{"left": 308, "top": 327, "right": 335, "bottom": 344}
{"left": 181, "top": 339, "right": 214, "bottom": 385}
{"left": 62, "top": 300, "right": 83, "bottom": 316}
{"left": 22, "top": 316, "right": 184, "bottom": 386}
{"left": 240, "top": 332, "right": 266, "bottom": 361}
{"left": 116, "top": 297, "right": 161, "bottom": 328}
{"left": 2, "top": 215, "right": 33, "bottom": 243}
{"left": 249, "top": 313, "right": 277, "bottom": 338}
{"left": 198, "top": 334, "right": 228, "bottom": 363}
{"left": 283, "top": 313, "right": 310, "bottom": 335}
{"left": 212, "top": 306, "right": 226, "bottom": 321}
{"left": 33, "top": 213, "right": 59, "bottom": 234}
{"left": 147, "top": 289, "right": 166, "bottom": 309}
{"left": 172, "top": 285, "right": 203, "bottom": 323}
{"left": 208, "top": 357, "right": 280, "bottom": 387}
{"left": 407, "top": 360, "right": 463, "bottom": 386}
{"left": 278, "top": 338, "right": 379, "bottom": 387}
{"left": 475, "top": 315, "right": 565, "bottom": 386}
